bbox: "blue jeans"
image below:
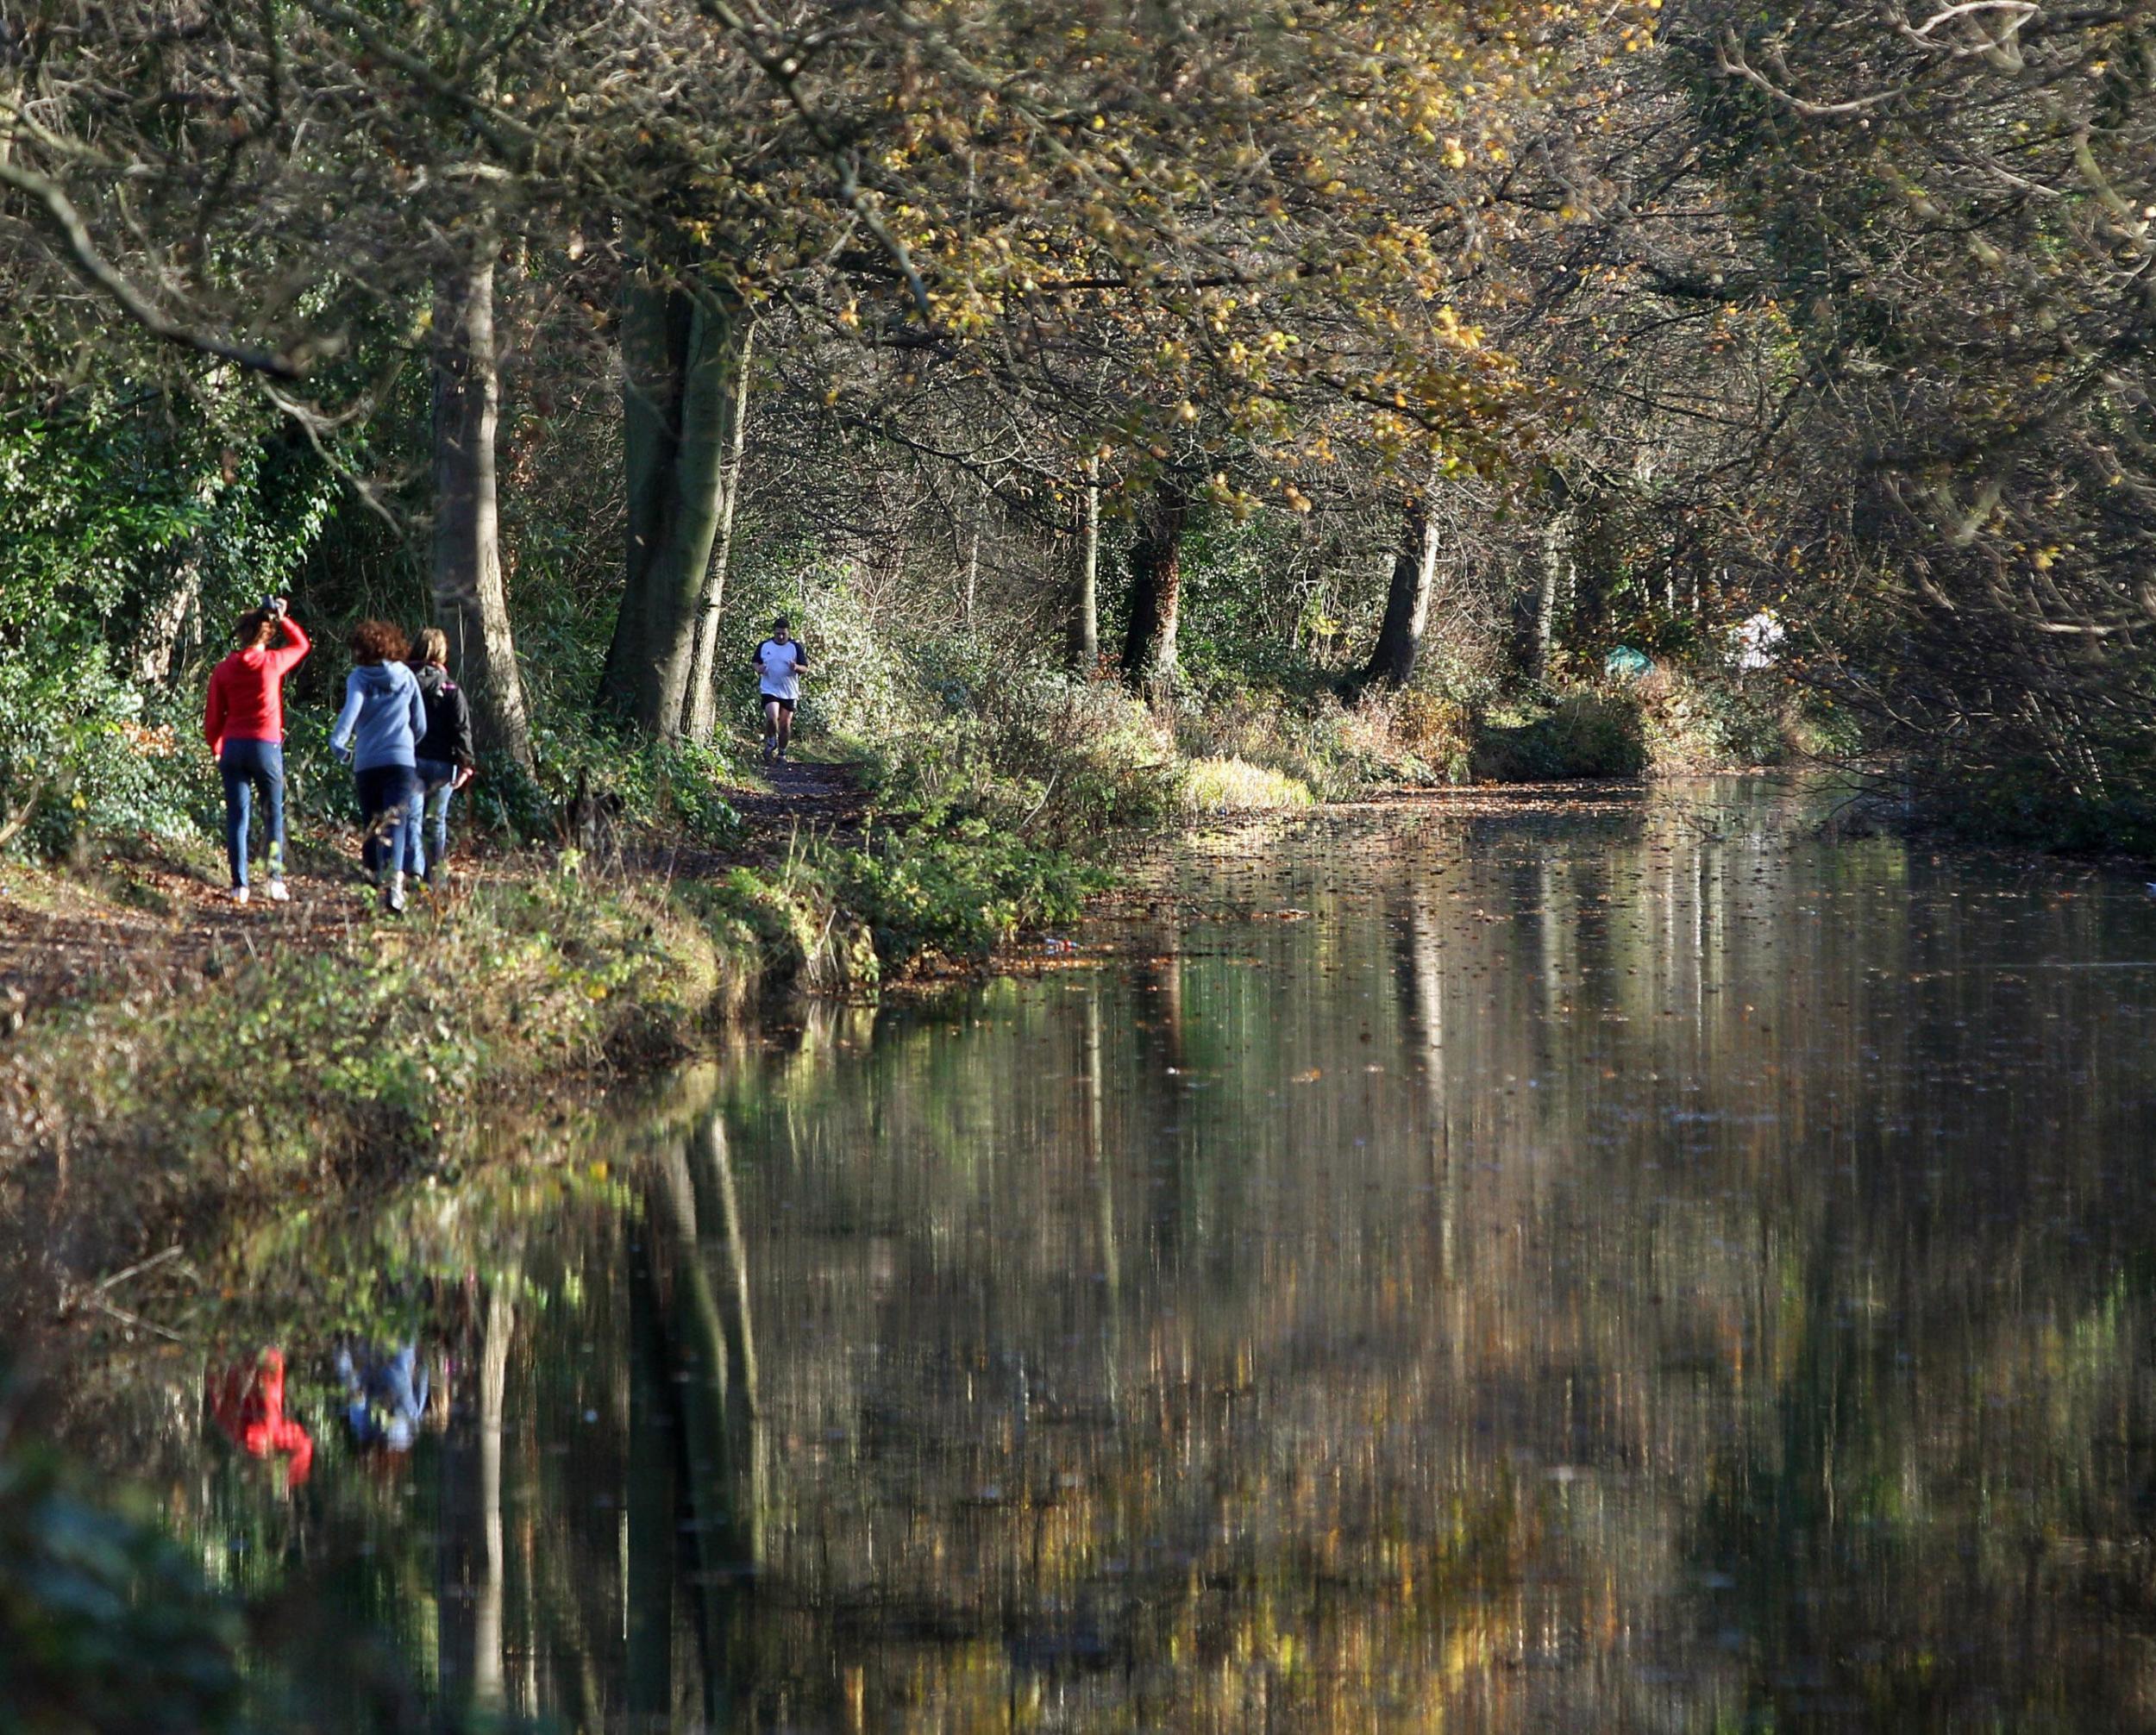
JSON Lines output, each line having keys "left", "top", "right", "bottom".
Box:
{"left": 405, "top": 758, "right": 455, "bottom": 875}
{"left": 218, "top": 739, "right": 285, "bottom": 889}
{"left": 354, "top": 764, "right": 419, "bottom": 881}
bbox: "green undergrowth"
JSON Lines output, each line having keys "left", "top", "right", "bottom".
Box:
{"left": 3, "top": 812, "right": 1104, "bottom": 1199}
{"left": 1158, "top": 663, "right": 1804, "bottom": 794}
{"left": 0, "top": 674, "right": 755, "bottom": 866}
{"left": 1913, "top": 755, "right": 2156, "bottom": 858}
{"left": 849, "top": 668, "right": 1325, "bottom": 830}
{"left": 9, "top": 868, "right": 725, "bottom": 1199}
{"left": 837, "top": 818, "right": 1103, "bottom": 969}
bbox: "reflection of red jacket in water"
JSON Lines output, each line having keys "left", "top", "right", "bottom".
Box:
{"left": 209, "top": 1350, "right": 313, "bottom": 1485}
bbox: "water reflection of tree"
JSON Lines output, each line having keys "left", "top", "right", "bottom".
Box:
{"left": 640, "top": 1107, "right": 765, "bottom": 1726}
{"left": 435, "top": 1274, "right": 517, "bottom": 1718}
{"left": 34, "top": 787, "right": 2156, "bottom": 1728}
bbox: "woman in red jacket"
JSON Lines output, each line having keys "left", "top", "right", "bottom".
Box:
{"left": 204, "top": 597, "right": 310, "bottom": 905}
{"left": 207, "top": 1348, "right": 314, "bottom": 1486}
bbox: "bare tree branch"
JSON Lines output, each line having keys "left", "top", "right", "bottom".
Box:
{"left": 0, "top": 155, "right": 313, "bottom": 379}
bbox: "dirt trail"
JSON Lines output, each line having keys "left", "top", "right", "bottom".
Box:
{"left": 724, "top": 756, "right": 868, "bottom": 854}
{"left": 0, "top": 757, "right": 870, "bottom": 1019}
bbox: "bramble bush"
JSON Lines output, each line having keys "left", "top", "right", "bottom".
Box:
{"left": 862, "top": 664, "right": 1183, "bottom": 843}
{"left": 838, "top": 818, "right": 1102, "bottom": 970}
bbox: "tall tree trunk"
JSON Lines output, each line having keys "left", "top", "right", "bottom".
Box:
{"left": 1537, "top": 504, "right": 1576, "bottom": 678}
{"left": 134, "top": 551, "right": 202, "bottom": 686}
{"left": 432, "top": 245, "right": 535, "bottom": 770}
{"left": 1358, "top": 473, "right": 1444, "bottom": 692}
{"left": 1119, "top": 479, "right": 1189, "bottom": 690}
{"left": 603, "top": 272, "right": 752, "bottom": 738}
{"left": 681, "top": 317, "right": 756, "bottom": 744}
{"left": 626, "top": 1225, "right": 677, "bottom": 1723}
{"left": 1069, "top": 456, "right": 1100, "bottom": 673}
{"left": 962, "top": 487, "right": 981, "bottom": 626}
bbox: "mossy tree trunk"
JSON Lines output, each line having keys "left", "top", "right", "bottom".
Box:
{"left": 681, "top": 316, "right": 756, "bottom": 744}
{"left": 1119, "top": 479, "right": 1189, "bottom": 691}
{"left": 602, "top": 272, "right": 752, "bottom": 738}
{"left": 432, "top": 242, "right": 535, "bottom": 769}
{"left": 1358, "top": 487, "right": 1443, "bottom": 692}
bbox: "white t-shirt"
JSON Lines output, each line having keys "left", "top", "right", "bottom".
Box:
{"left": 756, "top": 637, "right": 805, "bottom": 701}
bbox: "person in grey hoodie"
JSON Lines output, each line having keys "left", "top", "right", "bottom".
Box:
{"left": 330, "top": 619, "right": 429, "bottom": 913}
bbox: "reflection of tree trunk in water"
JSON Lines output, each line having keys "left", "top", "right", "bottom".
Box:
{"left": 1407, "top": 884, "right": 1457, "bottom": 1294}
{"left": 1538, "top": 854, "right": 1570, "bottom": 1042}
{"left": 687, "top": 1110, "right": 763, "bottom": 1570}
{"left": 537, "top": 1546, "right": 605, "bottom": 1735}
{"left": 1156, "top": 954, "right": 1186, "bottom": 1070}
{"left": 627, "top": 1223, "right": 677, "bottom": 1725}
{"left": 1138, "top": 958, "right": 1197, "bottom": 1268}
{"left": 1084, "top": 989, "right": 1120, "bottom": 1415}
{"left": 648, "top": 1112, "right": 762, "bottom": 1726}
{"left": 436, "top": 1400, "right": 475, "bottom": 1712}
{"left": 474, "top": 1285, "right": 515, "bottom": 1719}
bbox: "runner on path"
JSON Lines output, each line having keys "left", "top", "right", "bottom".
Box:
{"left": 203, "top": 597, "right": 310, "bottom": 905}
{"left": 753, "top": 616, "right": 809, "bottom": 764}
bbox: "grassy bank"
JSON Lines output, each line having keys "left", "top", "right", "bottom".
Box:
{"left": 1, "top": 650, "right": 1811, "bottom": 1214}
{"left": 0, "top": 802, "right": 1101, "bottom": 1229}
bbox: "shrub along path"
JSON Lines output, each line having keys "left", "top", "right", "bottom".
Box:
{"left": 0, "top": 755, "right": 868, "bottom": 1030}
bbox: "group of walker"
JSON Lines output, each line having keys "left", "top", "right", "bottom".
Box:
{"left": 205, "top": 604, "right": 809, "bottom": 913}
{"left": 204, "top": 603, "right": 473, "bottom": 914}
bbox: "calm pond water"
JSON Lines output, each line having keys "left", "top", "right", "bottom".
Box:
{"left": 53, "top": 780, "right": 2156, "bottom": 1731}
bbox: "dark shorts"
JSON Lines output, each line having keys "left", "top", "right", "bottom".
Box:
{"left": 761, "top": 695, "right": 796, "bottom": 714}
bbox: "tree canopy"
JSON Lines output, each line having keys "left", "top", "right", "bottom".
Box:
{"left": 5, "top": 0, "right": 2150, "bottom": 848}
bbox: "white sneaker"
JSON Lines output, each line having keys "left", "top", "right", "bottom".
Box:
{"left": 229, "top": 885, "right": 250, "bottom": 905}
{"left": 384, "top": 873, "right": 406, "bottom": 915}
{"left": 265, "top": 880, "right": 290, "bottom": 904}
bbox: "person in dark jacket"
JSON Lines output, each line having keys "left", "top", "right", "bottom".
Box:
{"left": 329, "top": 619, "right": 427, "bottom": 912}
{"left": 405, "top": 628, "right": 475, "bottom": 882}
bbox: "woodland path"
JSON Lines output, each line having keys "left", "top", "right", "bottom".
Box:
{"left": 0, "top": 755, "right": 869, "bottom": 1024}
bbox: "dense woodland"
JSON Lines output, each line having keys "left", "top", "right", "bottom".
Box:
{"left": 10, "top": 6, "right": 2156, "bottom": 1726}
{"left": 3, "top": 0, "right": 2154, "bottom": 851}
